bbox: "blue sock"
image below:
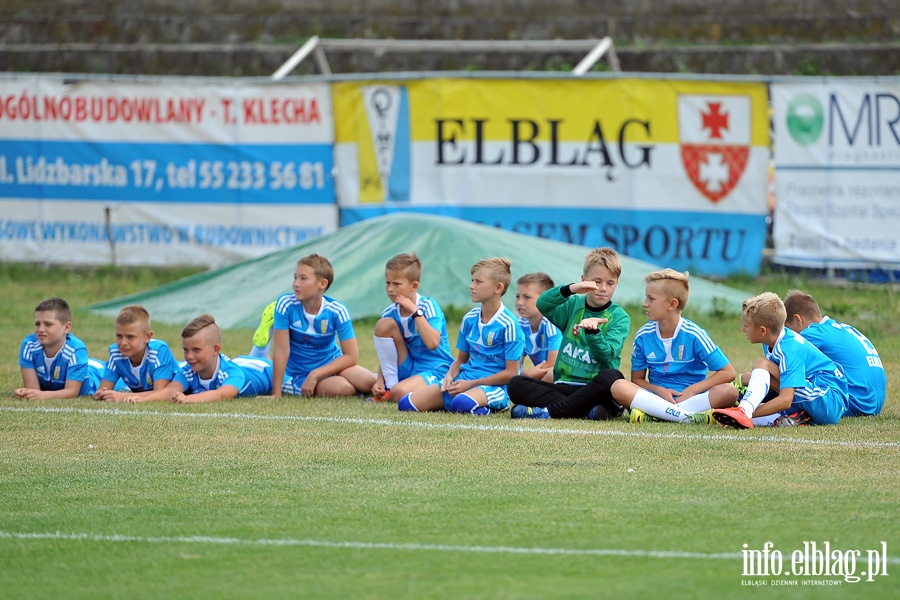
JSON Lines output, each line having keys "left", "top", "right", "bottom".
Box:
{"left": 450, "top": 394, "right": 489, "bottom": 415}
{"left": 397, "top": 393, "right": 418, "bottom": 412}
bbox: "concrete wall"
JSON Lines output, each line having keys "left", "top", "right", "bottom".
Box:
{"left": 2, "top": 0, "right": 898, "bottom": 76}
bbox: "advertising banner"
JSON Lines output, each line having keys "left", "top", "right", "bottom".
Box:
{"left": 333, "top": 78, "right": 770, "bottom": 276}
{"left": 771, "top": 81, "right": 900, "bottom": 269}
{"left": 0, "top": 77, "right": 336, "bottom": 266}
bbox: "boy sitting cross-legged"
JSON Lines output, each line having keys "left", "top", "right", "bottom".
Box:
{"left": 397, "top": 257, "right": 525, "bottom": 415}
{"left": 609, "top": 269, "right": 739, "bottom": 425}
{"left": 507, "top": 247, "right": 630, "bottom": 420}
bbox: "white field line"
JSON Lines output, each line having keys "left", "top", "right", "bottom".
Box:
{"left": 1, "top": 405, "right": 899, "bottom": 449}
{"left": 2, "top": 531, "right": 898, "bottom": 565}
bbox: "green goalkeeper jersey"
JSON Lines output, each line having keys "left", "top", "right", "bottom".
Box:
{"left": 537, "top": 285, "right": 630, "bottom": 384}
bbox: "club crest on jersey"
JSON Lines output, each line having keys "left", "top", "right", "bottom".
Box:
{"left": 53, "top": 366, "right": 60, "bottom": 379}
{"left": 320, "top": 320, "right": 328, "bottom": 334}
{"left": 486, "top": 332, "right": 495, "bottom": 346}
{"left": 678, "top": 95, "right": 751, "bottom": 203}
{"left": 678, "top": 345, "right": 684, "bottom": 360}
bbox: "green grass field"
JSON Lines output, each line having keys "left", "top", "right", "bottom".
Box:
{"left": 1, "top": 263, "right": 898, "bottom": 599}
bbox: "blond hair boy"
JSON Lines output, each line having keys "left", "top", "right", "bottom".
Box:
{"left": 713, "top": 292, "right": 849, "bottom": 428}
{"left": 398, "top": 257, "right": 524, "bottom": 414}
{"left": 94, "top": 305, "right": 178, "bottom": 403}
{"left": 609, "top": 269, "right": 738, "bottom": 424}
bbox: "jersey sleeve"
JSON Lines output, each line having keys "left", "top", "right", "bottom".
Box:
{"left": 778, "top": 341, "right": 809, "bottom": 390}
{"left": 504, "top": 320, "right": 526, "bottom": 362}
{"left": 173, "top": 365, "right": 191, "bottom": 391}
{"left": 456, "top": 315, "right": 473, "bottom": 354}
{"left": 151, "top": 342, "right": 178, "bottom": 382}
{"left": 536, "top": 286, "right": 575, "bottom": 331}
{"left": 545, "top": 322, "right": 563, "bottom": 354}
{"left": 273, "top": 295, "right": 292, "bottom": 330}
{"left": 631, "top": 332, "right": 648, "bottom": 371}
{"left": 65, "top": 345, "right": 90, "bottom": 384}
{"left": 219, "top": 358, "right": 246, "bottom": 391}
{"left": 102, "top": 344, "right": 119, "bottom": 382}
{"left": 333, "top": 310, "right": 356, "bottom": 341}
{"left": 18, "top": 337, "right": 33, "bottom": 368}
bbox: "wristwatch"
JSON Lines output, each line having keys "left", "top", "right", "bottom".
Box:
{"left": 413, "top": 309, "right": 425, "bottom": 319}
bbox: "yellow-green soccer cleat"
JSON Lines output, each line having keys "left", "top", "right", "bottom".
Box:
{"left": 629, "top": 408, "right": 659, "bottom": 423}
{"left": 252, "top": 301, "right": 277, "bottom": 349}
{"left": 689, "top": 409, "right": 716, "bottom": 425}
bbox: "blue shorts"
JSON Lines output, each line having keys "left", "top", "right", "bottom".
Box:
{"left": 442, "top": 384, "right": 510, "bottom": 412}
{"left": 790, "top": 374, "right": 849, "bottom": 425}
{"left": 398, "top": 357, "right": 450, "bottom": 389}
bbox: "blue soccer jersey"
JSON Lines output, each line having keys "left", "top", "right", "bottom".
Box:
{"left": 18, "top": 332, "right": 100, "bottom": 395}
{"left": 799, "top": 317, "right": 886, "bottom": 417}
{"left": 456, "top": 304, "right": 525, "bottom": 382}
{"left": 518, "top": 316, "right": 562, "bottom": 366}
{"left": 102, "top": 338, "right": 178, "bottom": 392}
{"left": 765, "top": 328, "right": 849, "bottom": 424}
{"left": 173, "top": 354, "right": 272, "bottom": 397}
{"left": 381, "top": 294, "right": 454, "bottom": 373}
{"left": 631, "top": 317, "right": 730, "bottom": 393}
{"left": 274, "top": 293, "right": 356, "bottom": 379}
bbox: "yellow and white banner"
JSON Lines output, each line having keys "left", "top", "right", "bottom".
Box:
{"left": 333, "top": 78, "right": 770, "bottom": 276}
{"left": 771, "top": 80, "right": 900, "bottom": 269}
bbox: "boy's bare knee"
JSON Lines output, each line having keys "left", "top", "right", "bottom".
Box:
{"left": 374, "top": 317, "right": 399, "bottom": 337}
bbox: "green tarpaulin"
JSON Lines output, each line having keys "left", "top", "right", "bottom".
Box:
{"left": 89, "top": 213, "right": 749, "bottom": 329}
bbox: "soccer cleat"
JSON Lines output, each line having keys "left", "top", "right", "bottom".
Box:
{"left": 587, "top": 405, "right": 610, "bottom": 421}
{"left": 511, "top": 405, "right": 550, "bottom": 419}
{"left": 366, "top": 390, "right": 392, "bottom": 403}
{"left": 629, "top": 408, "right": 659, "bottom": 423}
{"left": 713, "top": 406, "right": 754, "bottom": 429}
{"left": 688, "top": 409, "right": 716, "bottom": 425}
{"left": 773, "top": 410, "right": 812, "bottom": 427}
{"left": 252, "top": 301, "right": 277, "bottom": 348}
{"left": 732, "top": 378, "right": 748, "bottom": 400}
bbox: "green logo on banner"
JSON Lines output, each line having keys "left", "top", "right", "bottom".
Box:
{"left": 786, "top": 94, "right": 824, "bottom": 146}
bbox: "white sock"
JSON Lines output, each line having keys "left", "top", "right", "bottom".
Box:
{"left": 631, "top": 388, "right": 691, "bottom": 423}
{"left": 676, "top": 391, "right": 712, "bottom": 413}
{"left": 374, "top": 336, "right": 400, "bottom": 388}
{"left": 738, "top": 368, "right": 770, "bottom": 417}
{"left": 751, "top": 414, "right": 780, "bottom": 427}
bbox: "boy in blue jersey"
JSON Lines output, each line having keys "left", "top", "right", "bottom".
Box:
{"left": 609, "top": 269, "right": 738, "bottom": 424}
{"left": 398, "top": 257, "right": 525, "bottom": 415}
{"left": 272, "top": 254, "right": 376, "bottom": 398}
{"left": 515, "top": 272, "right": 561, "bottom": 383}
{"left": 713, "top": 292, "right": 849, "bottom": 428}
{"left": 783, "top": 290, "right": 885, "bottom": 417}
{"left": 370, "top": 253, "right": 454, "bottom": 403}
{"left": 508, "top": 247, "right": 629, "bottom": 420}
{"left": 14, "top": 296, "right": 103, "bottom": 399}
{"left": 94, "top": 305, "right": 178, "bottom": 403}
{"left": 136, "top": 314, "right": 272, "bottom": 403}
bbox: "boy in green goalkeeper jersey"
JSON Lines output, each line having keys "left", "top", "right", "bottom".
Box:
{"left": 508, "top": 247, "right": 630, "bottom": 420}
